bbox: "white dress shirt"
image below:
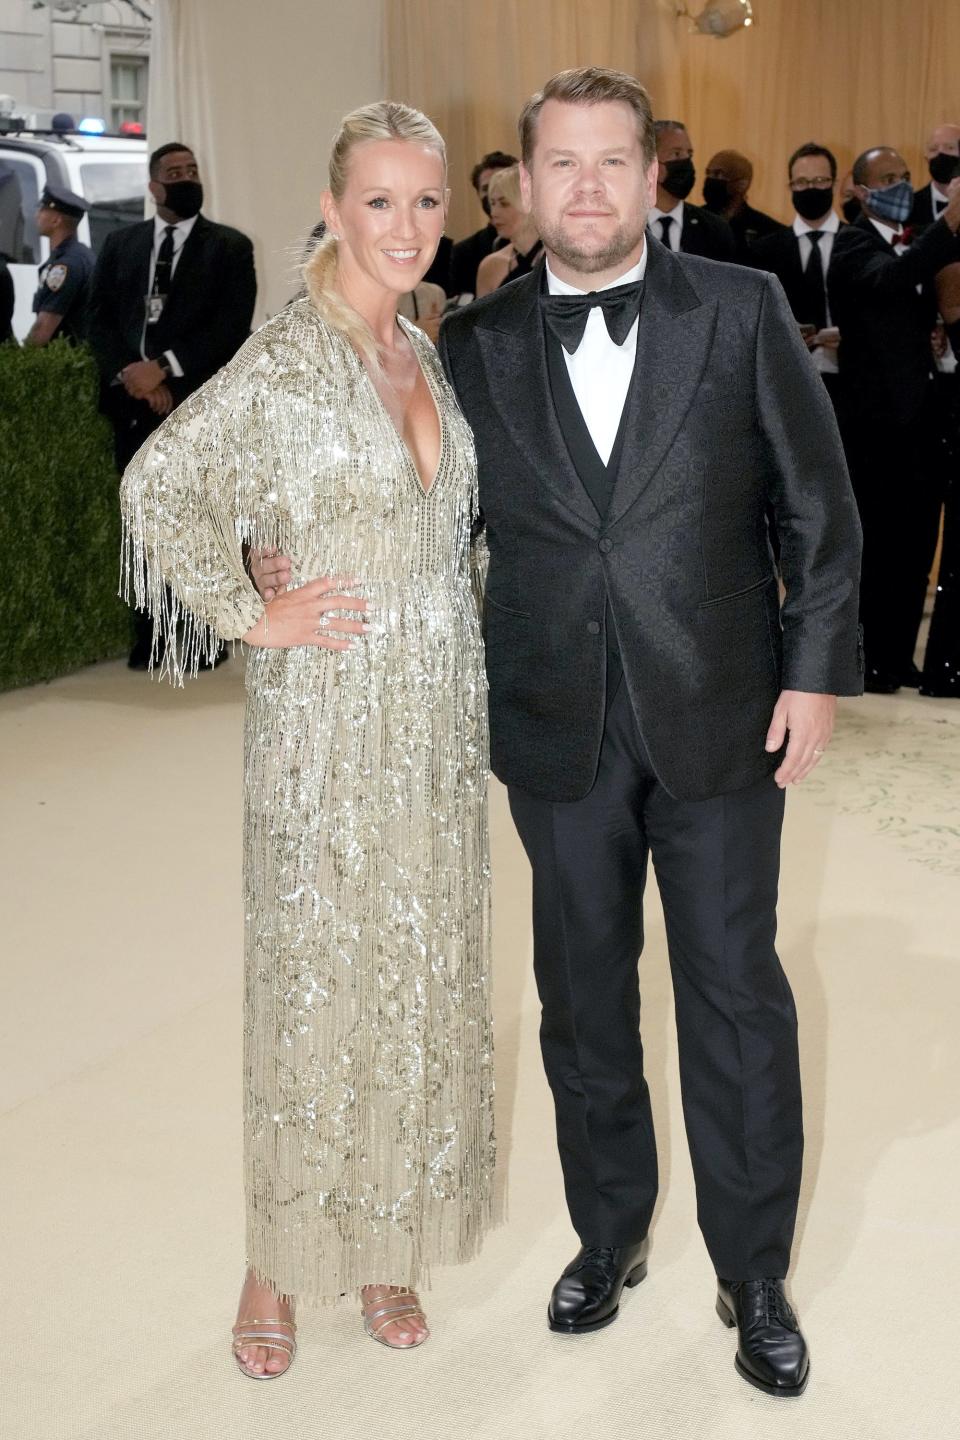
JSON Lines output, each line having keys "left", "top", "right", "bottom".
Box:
{"left": 142, "top": 212, "right": 199, "bottom": 374}
{"left": 545, "top": 248, "right": 648, "bottom": 465}
{"left": 792, "top": 209, "right": 840, "bottom": 374}
{"left": 648, "top": 202, "right": 684, "bottom": 252}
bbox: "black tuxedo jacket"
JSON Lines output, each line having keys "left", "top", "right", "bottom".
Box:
{"left": 675, "top": 201, "right": 736, "bottom": 261}
{"left": 828, "top": 213, "right": 960, "bottom": 426}
{"left": 88, "top": 214, "right": 256, "bottom": 406}
{"left": 440, "top": 239, "right": 863, "bottom": 803}
{"left": 450, "top": 224, "right": 498, "bottom": 296}
{"left": 750, "top": 225, "right": 844, "bottom": 325}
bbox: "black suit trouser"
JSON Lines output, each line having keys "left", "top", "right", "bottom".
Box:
{"left": 845, "top": 394, "right": 944, "bottom": 676}
{"left": 111, "top": 397, "right": 166, "bottom": 652}
{"left": 507, "top": 678, "right": 801, "bottom": 1281}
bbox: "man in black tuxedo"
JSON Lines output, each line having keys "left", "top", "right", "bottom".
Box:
{"left": 828, "top": 146, "right": 960, "bottom": 692}
{"left": 441, "top": 68, "right": 861, "bottom": 1398}
{"left": 703, "top": 149, "right": 787, "bottom": 264}
{"left": 647, "top": 120, "right": 734, "bottom": 261}
{"left": 88, "top": 141, "right": 256, "bottom": 667}
{"left": 752, "top": 143, "right": 844, "bottom": 416}
{"left": 449, "top": 150, "right": 516, "bottom": 297}
{"left": 911, "top": 123, "right": 960, "bottom": 233}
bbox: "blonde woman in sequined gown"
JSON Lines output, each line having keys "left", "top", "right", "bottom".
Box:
{"left": 119, "top": 103, "right": 494, "bottom": 1376}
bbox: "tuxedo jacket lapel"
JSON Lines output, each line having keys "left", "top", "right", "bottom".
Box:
{"left": 608, "top": 238, "right": 718, "bottom": 526}
{"left": 475, "top": 273, "right": 600, "bottom": 529}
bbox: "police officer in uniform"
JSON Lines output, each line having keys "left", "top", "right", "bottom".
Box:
{"left": 25, "top": 184, "right": 95, "bottom": 346}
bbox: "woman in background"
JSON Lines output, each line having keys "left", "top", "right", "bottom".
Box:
{"left": 475, "top": 163, "right": 542, "bottom": 296}
{"left": 120, "top": 101, "right": 494, "bottom": 1377}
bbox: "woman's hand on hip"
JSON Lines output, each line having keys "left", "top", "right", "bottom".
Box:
{"left": 243, "top": 576, "right": 370, "bottom": 650}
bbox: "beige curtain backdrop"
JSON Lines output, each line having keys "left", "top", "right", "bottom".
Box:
{"left": 386, "top": 0, "right": 960, "bottom": 242}
{"left": 148, "top": 0, "right": 385, "bottom": 322}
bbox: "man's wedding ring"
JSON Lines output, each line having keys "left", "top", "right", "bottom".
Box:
{"left": 813, "top": 747, "right": 826, "bottom": 755}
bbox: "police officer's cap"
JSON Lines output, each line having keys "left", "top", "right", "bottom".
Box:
{"left": 39, "top": 184, "right": 89, "bottom": 220}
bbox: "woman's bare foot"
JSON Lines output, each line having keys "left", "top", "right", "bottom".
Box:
{"left": 360, "top": 1284, "right": 430, "bottom": 1348}
{"left": 232, "top": 1267, "right": 296, "bottom": 1377}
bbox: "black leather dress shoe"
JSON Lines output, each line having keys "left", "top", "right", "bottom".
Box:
{"left": 864, "top": 666, "right": 900, "bottom": 694}
{"left": 716, "top": 1278, "right": 809, "bottom": 1397}
{"left": 899, "top": 662, "right": 923, "bottom": 688}
{"left": 548, "top": 1239, "right": 649, "bottom": 1334}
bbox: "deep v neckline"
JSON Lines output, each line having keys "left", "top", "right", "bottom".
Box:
{"left": 357, "top": 319, "right": 444, "bottom": 498}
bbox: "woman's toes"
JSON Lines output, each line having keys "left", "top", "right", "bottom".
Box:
{"left": 265, "top": 1348, "right": 288, "bottom": 1373}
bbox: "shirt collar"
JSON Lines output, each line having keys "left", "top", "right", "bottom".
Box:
{"left": 545, "top": 246, "right": 647, "bottom": 297}
{"left": 153, "top": 212, "right": 198, "bottom": 244}
{"left": 792, "top": 210, "right": 840, "bottom": 237}
{"left": 648, "top": 200, "right": 684, "bottom": 226}
{"left": 868, "top": 216, "right": 902, "bottom": 246}
{"left": 932, "top": 182, "right": 950, "bottom": 205}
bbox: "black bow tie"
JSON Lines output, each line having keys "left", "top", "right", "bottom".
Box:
{"left": 541, "top": 280, "right": 643, "bottom": 354}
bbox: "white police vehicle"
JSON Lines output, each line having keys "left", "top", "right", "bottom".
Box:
{"left": 0, "top": 100, "right": 148, "bottom": 340}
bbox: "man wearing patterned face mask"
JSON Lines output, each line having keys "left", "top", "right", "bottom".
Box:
{"left": 647, "top": 120, "right": 735, "bottom": 261}
{"left": 829, "top": 146, "right": 960, "bottom": 693}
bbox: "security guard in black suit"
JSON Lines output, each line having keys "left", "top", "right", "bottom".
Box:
{"left": 647, "top": 120, "right": 735, "bottom": 261}
{"left": 24, "top": 184, "right": 95, "bottom": 346}
{"left": 88, "top": 140, "right": 257, "bottom": 667}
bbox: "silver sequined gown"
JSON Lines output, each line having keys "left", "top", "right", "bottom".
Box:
{"left": 120, "top": 300, "right": 494, "bottom": 1302}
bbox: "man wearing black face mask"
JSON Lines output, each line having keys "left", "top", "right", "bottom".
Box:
{"left": 703, "top": 150, "right": 787, "bottom": 265}
{"left": 829, "top": 146, "right": 960, "bottom": 692}
{"left": 647, "top": 120, "right": 735, "bottom": 261}
{"left": 752, "top": 144, "right": 844, "bottom": 414}
{"left": 911, "top": 124, "right": 960, "bottom": 232}
{"left": 88, "top": 141, "right": 257, "bottom": 668}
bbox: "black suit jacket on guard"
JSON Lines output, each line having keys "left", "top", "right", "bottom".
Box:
{"left": 88, "top": 214, "right": 256, "bottom": 406}
{"left": 440, "top": 237, "right": 863, "bottom": 805}
{"left": 675, "top": 201, "right": 736, "bottom": 262}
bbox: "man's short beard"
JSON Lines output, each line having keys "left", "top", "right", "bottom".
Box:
{"left": 536, "top": 214, "right": 647, "bottom": 276}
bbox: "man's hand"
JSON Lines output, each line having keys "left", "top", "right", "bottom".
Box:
{"left": 765, "top": 690, "right": 837, "bottom": 787}
{"left": 248, "top": 546, "right": 292, "bottom": 602}
{"left": 122, "top": 359, "right": 166, "bottom": 399}
{"left": 145, "top": 384, "right": 174, "bottom": 416}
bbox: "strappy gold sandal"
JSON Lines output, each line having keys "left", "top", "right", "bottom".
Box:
{"left": 360, "top": 1286, "right": 430, "bottom": 1349}
{"left": 231, "top": 1316, "right": 297, "bottom": 1379}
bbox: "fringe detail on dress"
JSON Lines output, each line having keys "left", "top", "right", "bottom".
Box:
{"left": 121, "top": 302, "right": 497, "bottom": 1304}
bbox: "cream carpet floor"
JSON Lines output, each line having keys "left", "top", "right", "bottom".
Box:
{"left": 2, "top": 658, "right": 958, "bottom": 1440}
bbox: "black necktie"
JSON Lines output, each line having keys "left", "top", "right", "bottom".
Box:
{"left": 153, "top": 225, "right": 175, "bottom": 297}
{"left": 657, "top": 215, "right": 674, "bottom": 249}
{"left": 541, "top": 280, "right": 644, "bottom": 355}
{"left": 803, "top": 230, "right": 827, "bottom": 332}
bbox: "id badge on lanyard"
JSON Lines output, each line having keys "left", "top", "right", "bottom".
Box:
{"left": 146, "top": 292, "right": 165, "bottom": 325}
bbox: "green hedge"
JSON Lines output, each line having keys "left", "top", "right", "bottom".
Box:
{"left": 0, "top": 341, "right": 131, "bottom": 691}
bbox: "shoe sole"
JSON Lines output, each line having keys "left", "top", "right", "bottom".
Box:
{"left": 547, "top": 1261, "right": 647, "bottom": 1334}
{"left": 716, "top": 1296, "right": 809, "bottom": 1397}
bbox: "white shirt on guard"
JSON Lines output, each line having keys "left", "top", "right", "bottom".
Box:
{"left": 545, "top": 247, "right": 648, "bottom": 466}
{"left": 141, "top": 212, "right": 199, "bottom": 374}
